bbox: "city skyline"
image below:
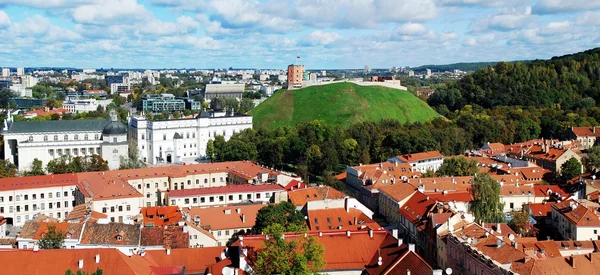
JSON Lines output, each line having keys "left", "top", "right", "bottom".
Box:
{"left": 0, "top": 0, "right": 598, "bottom": 69}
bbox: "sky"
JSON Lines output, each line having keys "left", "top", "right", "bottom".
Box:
{"left": 0, "top": 0, "right": 599, "bottom": 69}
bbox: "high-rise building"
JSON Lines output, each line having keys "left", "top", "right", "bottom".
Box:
{"left": 426, "top": 69, "right": 432, "bottom": 77}
{"left": 16, "top": 68, "right": 24, "bottom": 76}
{"left": 287, "top": 64, "right": 305, "bottom": 90}
{"left": 408, "top": 70, "right": 415, "bottom": 77}
{"left": 2, "top": 68, "right": 10, "bottom": 77}
{"left": 364, "top": 65, "right": 371, "bottom": 73}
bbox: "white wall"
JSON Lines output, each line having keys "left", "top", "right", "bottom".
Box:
{"left": 90, "top": 197, "right": 142, "bottom": 224}
{"left": 0, "top": 185, "right": 76, "bottom": 226}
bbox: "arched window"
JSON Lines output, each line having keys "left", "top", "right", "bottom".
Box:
{"left": 74, "top": 134, "right": 79, "bottom": 140}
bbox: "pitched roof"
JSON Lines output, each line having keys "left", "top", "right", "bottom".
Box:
{"left": 141, "top": 206, "right": 182, "bottom": 227}
{"left": 236, "top": 230, "right": 409, "bottom": 272}
{"left": 378, "top": 184, "right": 417, "bottom": 203}
{"left": 0, "top": 248, "right": 154, "bottom": 275}
{"left": 143, "top": 247, "right": 227, "bottom": 274}
{"left": 18, "top": 221, "right": 83, "bottom": 240}
{"left": 283, "top": 179, "right": 309, "bottom": 191}
{"left": 482, "top": 142, "right": 506, "bottom": 155}
{"left": 404, "top": 176, "right": 474, "bottom": 193}
{"left": 182, "top": 203, "right": 266, "bottom": 230}
{"left": 350, "top": 162, "right": 421, "bottom": 189}
{"left": 527, "top": 202, "right": 557, "bottom": 217}
{"left": 140, "top": 226, "right": 188, "bottom": 249}
{"left": 552, "top": 200, "right": 600, "bottom": 227}
{"left": 76, "top": 174, "right": 142, "bottom": 200}
{"left": 6, "top": 118, "right": 109, "bottom": 133}
{"left": 0, "top": 173, "right": 78, "bottom": 192}
{"left": 80, "top": 223, "right": 141, "bottom": 246}
{"left": 306, "top": 208, "right": 381, "bottom": 232}
{"left": 168, "top": 184, "right": 284, "bottom": 198}
{"left": 288, "top": 186, "right": 347, "bottom": 207}
{"left": 362, "top": 239, "right": 432, "bottom": 275}
{"left": 525, "top": 144, "right": 570, "bottom": 162}
{"left": 395, "top": 150, "right": 444, "bottom": 163}
{"left": 571, "top": 126, "right": 600, "bottom": 137}
{"left": 65, "top": 204, "right": 108, "bottom": 223}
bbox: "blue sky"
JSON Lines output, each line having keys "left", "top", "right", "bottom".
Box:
{"left": 0, "top": 0, "right": 598, "bottom": 69}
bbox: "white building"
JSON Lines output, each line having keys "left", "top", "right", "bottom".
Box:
{"left": 167, "top": 184, "right": 286, "bottom": 208}
{"left": 16, "top": 68, "right": 24, "bottom": 76}
{"left": 76, "top": 174, "right": 142, "bottom": 224}
{"left": 2, "top": 68, "right": 9, "bottom": 77}
{"left": 0, "top": 174, "right": 78, "bottom": 226}
{"left": 9, "top": 84, "right": 32, "bottom": 97}
{"left": 110, "top": 83, "right": 130, "bottom": 94}
{"left": 63, "top": 98, "right": 112, "bottom": 113}
{"left": 551, "top": 199, "right": 600, "bottom": 241}
{"left": 387, "top": 150, "right": 445, "bottom": 173}
{"left": 2, "top": 110, "right": 128, "bottom": 171}
{"left": 22, "top": 75, "right": 38, "bottom": 88}
{"left": 128, "top": 112, "right": 252, "bottom": 165}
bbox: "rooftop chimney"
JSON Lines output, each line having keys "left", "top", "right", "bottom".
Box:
{"left": 78, "top": 259, "right": 84, "bottom": 269}
{"left": 408, "top": 244, "right": 415, "bottom": 252}
{"left": 570, "top": 255, "right": 576, "bottom": 268}
{"left": 392, "top": 229, "right": 398, "bottom": 239}
{"left": 406, "top": 269, "right": 411, "bottom": 275}
{"left": 496, "top": 223, "right": 502, "bottom": 234}
{"left": 95, "top": 254, "right": 100, "bottom": 263}
{"left": 347, "top": 230, "right": 351, "bottom": 237}
{"left": 166, "top": 248, "right": 171, "bottom": 255}
{"left": 33, "top": 244, "right": 39, "bottom": 252}
{"left": 497, "top": 239, "right": 503, "bottom": 248}
{"left": 344, "top": 197, "right": 350, "bottom": 213}
{"left": 241, "top": 214, "right": 246, "bottom": 223}
{"left": 369, "top": 229, "right": 374, "bottom": 238}
{"left": 398, "top": 238, "right": 403, "bottom": 247}
{"left": 354, "top": 217, "right": 358, "bottom": 225}
{"left": 236, "top": 208, "right": 241, "bottom": 214}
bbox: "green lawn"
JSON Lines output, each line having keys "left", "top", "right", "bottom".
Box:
{"left": 250, "top": 82, "right": 439, "bottom": 130}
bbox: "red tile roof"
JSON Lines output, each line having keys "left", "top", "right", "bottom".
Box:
{"left": 527, "top": 202, "right": 556, "bottom": 217}
{"left": 378, "top": 184, "right": 417, "bottom": 203}
{"left": 288, "top": 186, "right": 347, "bottom": 207}
{"left": 363, "top": 239, "right": 432, "bottom": 275}
{"left": 571, "top": 126, "right": 600, "bottom": 137}
{"left": 482, "top": 142, "right": 506, "bottom": 156}
{"left": 65, "top": 204, "right": 108, "bottom": 223}
{"left": 552, "top": 200, "right": 600, "bottom": 226}
{"left": 140, "top": 226, "right": 188, "bottom": 249}
{"left": 283, "top": 179, "right": 309, "bottom": 191}
{"left": 168, "top": 184, "right": 283, "bottom": 198}
{"left": 141, "top": 206, "right": 182, "bottom": 227}
{"left": 143, "top": 247, "right": 227, "bottom": 274}
{"left": 306, "top": 208, "right": 381, "bottom": 232}
{"left": 182, "top": 203, "right": 266, "bottom": 230}
{"left": 0, "top": 174, "right": 78, "bottom": 192}
{"left": 396, "top": 150, "right": 444, "bottom": 163}
{"left": 76, "top": 174, "right": 142, "bottom": 200}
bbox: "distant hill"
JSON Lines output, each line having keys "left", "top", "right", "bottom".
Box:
{"left": 411, "top": 62, "right": 499, "bottom": 72}
{"left": 250, "top": 82, "right": 440, "bottom": 129}
{"left": 428, "top": 47, "right": 600, "bottom": 110}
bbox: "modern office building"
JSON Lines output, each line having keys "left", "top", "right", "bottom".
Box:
{"left": 141, "top": 94, "right": 186, "bottom": 113}
{"left": 106, "top": 75, "right": 124, "bottom": 87}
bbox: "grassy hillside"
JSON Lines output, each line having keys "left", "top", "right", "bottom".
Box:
{"left": 250, "top": 82, "right": 439, "bottom": 129}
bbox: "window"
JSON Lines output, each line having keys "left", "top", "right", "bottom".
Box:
{"left": 56, "top": 202, "right": 60, "bottom": 209}
{"left": 201, "top": 197, "right": 206, "bottom": 203}
{"left": 111, "top": 207, "right": 115, "bottom": 212}
{"left": 146, "top": 193, "right": 151, "bottom": 198}
{"left": 94, "top": 134, "right": 99, "bottom": 140}
{"left": 204, "top": 179, "right": 208, "bottom": 184}
{"left": 113, "top": 137, "right": 117, "bottom": 143}
{"left": 229, "top": 195, "right": 233, "bottom": 200}
{"left": 0, "top": 207, "right": 3, "bottom": 213}
{"left": 193, "top": 198, "right": 198, "bottom": 203}
{"left": 9, "top": 206, "right": 13, "bottom": 213}
{"left": 24, "top": 195, "right": 28, "bottom": 200}
{"left": 212, "top": 178, "right": 215, "bottom": 183}
{"left": 163, "top": 134, "right": 167, "bottom": 140}
{"left": 32, "top": 194, "right": 36, "bottom": 200}
{"left": 220, "top": 177, "right": 224, "bottom": 182}
{"left": 57, "top": 212, "right": 61, "bottom": 218}
{"left": 155, "top": 183, "right": 158, "bottom": 188}
{"left": 102, "top": 207, "right": 107, "bottom": 213}
{"left": 54, "top": 135, "right": 58, "bottom": 141}
{"left": 225, "top": 230, "right": 230, "bottom": 235}
{"left": 43, "top": 135, "right": 48, "bottom": 141}
{"left": 56, "top": 192, "right": 60, "bottom": 198}
{"left": 146, "top": 183, "right": 150, "bottom": 188}
{"left": 239, "top": 195, "right": 243, "bottom": 200}
{"left": 595, "top": 230, "right": 598, "bottom": 234}
{"left": 209, "top": 197, "right": 214, "bottom": 202}
{"left": 48, "top": 193, "right": 52, "bottom": 198}
{"left": 196, "top": 179, "right": 199, "bottom": 185}
{"left": 8, "top": 196, "right": 12, "bottom": 202}
{"left": 113, "top": 149, "right": 118, "bottom": 153}
{"left": 118, "top": 206, "right": 123, "bottom": 211}
{"left": 138, "top": 184, "right": 142, "bottom": 189}
{"left": 16, "top": 206, "right": 20, "bottom": 212}
{"left": 40, "top": 193, "right": 44, "bottom": 199}
{"left": 64, "top": 134, "right": 68, "bottom": 141}
{"left": 74, "top": 134, "right": 79, "bottom": 140}
{"left": 28, "top": 135, "right": 33, "bottom": 142}
{"left": 64, "top": 201, "right": 68, "bottom": 207}
{"left": 219, "top": 196, "right": 224, "bottom": 202}
{"left": 48, "top": 203, "right": 52, "bottom": 209}
{"left": 64, "top": 191, "right": 68, "bottom": 197}
{"left": 171, "top": 199, "right": 176, "bottom": 205}
{"left": 217, "top": 231, "right": 222, "bottom": 237}
{"left": 247, "top": 194, "right": 252, "bottom": 200}
{"left": 85, "top": 134, "right": 88, "bottom": 140}
{"left": 142, "top": 134, "right": 145, "bottom": 140}
{"left": 257, "top": 194, "right": 261, "bottom": 199}
{"left": 510, "top": 203, "right": 514, "bottom": 209}
{"left": 188, "top": 180, "right": 191, "bottom": 185}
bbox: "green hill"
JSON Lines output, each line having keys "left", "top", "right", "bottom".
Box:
{"left": 250, "top": 82, "right": 440, "bottom": 129}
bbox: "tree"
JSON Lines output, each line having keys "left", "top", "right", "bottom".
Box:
{"left": 50, "top": 113, "right": 61, "bottom": 120}
{"left": 0, "top": 88, "right": 18, "bottom": 109}
{"left": 65, "top": 268, "right": 103, "bottom": 275}
{"left": 253, "top": 202, "right": 306, "bottom": 234}
{"left": 173, "top": 111, "right": 181, "bottom": 119}
{"left": 435, "top": 156, "right": 479, "bottom": 177}
{"left": 238, "top": 98, "right": 255, "bottom": 114}
{"left": 183, "top": 109, "right": 192, "bottom": 117}
{"left": 38, "top": 224, "right": 65, "bottom": 249}
{"left": 508, "top": 209, "right": 538, "bottom": 237}
{"left": 253, "top": 223, "right": 325, "bottom": 275}
{"left": 0, "top": 160, "right": 17, "bottom": 178}
{"left": 119, "top": 150, "right": 147, "bottom": 170}
{"left": 470, "top": 173, "right": 505, "bottom": 223}
{"left": 23, "top": 158, "right": 45, "bottom": 176}
{"left": 206, "top": 139, "right": 215, "bottom": 161}
{"left": 587, "top": 146, "right": 600, "bottom": 171}
{"left": 46, "top": 155, "right": 109, "bottom": 174}
{"left": 561, "top": 157, "right": 582, "bottom": 183}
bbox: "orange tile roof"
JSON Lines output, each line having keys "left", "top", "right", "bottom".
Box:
{"left": 140, "top": 226, "right": 188, "bottom": 249}
{"left": 236, "top": 230, "right": 406, "bottom": 272}
{"left": 482, "top": 142, "right": 506, "bottom": 156}
{"left": 525, "top": 144, "right": 570, "bottom": 162}
{"left": 182, "top": 203, "right": 266, "bottom": 230}
{"left": 405, "top": 176, "right": 474, "bottom": 192}
{"left": 481, "top": 223, "right": 517, "bottom": 238}
{"left": 65, "top": 204, "right": 108, "bottom": 223}
{"left": 471, "top": 234, "right": 526, "bottom": 265}
{"left": 378, "top": 183, "right": 417, "bottom": 203}
{"left": 571, "top": 126, "right": 600, "bottom": 137}
{"left": 19, "top": 221, "right": 83, "bottom": 241}
{"left": 363, "top": 238, "right": 432, "bottom": 275}
{"left": 334, "top": 172, "right": 347, "bottom": 181}
{"left": 527, "top": 202, "right": 557, "bottom": 217}
{"left": 288, "top": 186, "right": 347, "bottom": 207}
{"left": 0, "top": 174, "right": 78, "bottom": 192}
{"left": 512, "top": 252, "right": 600, "bottom": 275}
{"left": 142, "top": 247, "right": 226, "bottom": 274}
{"left": 0, "top": 248, "right": 154, "bottom": 275}
{"left": 141, "top": 206, "right": 182, "bottom": 227}
{"left": 588, "top": 190, "right": 600, "bottom": 202}
{"left": 306, "top": 208, "right": 381, "bottom": 232}
{"left": 396, "top": 150, "right": 444, "bottom": 163}
{"left": 283, "top": 179, "right": 309, "bottom": 191}
{"left": 352, "top": 162, "right": 421, "bottom": 189}
{"left": 552, "top": 201, "right": 600, "bottom": 227}
{"left": 399, "top": 192, "right": 452, "bottom": 231}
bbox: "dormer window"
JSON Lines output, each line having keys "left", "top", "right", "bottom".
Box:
{"left": 116, "top": 235, "right": 123, "bottom": 241}
{"left": 66, "top": 233, "right": 72, "bottom": 239}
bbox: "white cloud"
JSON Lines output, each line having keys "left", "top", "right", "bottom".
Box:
{"left": 577, "top": 11, "right": 600, "bottom": 25}
{"left": 440, "top": 0, "right": 520, "bottom": 7}
{"left": 533, "top": 0, "right": 600, "bottom": 14}
{"left": 302, "top": 30, "right": 341, "bottom": 46}
{"left": 0, "top": 0, "right": 93, "bottom": 9}
{"left": 463, "top": 37, "right": 477, "bottom": 46}
{"left": 0, "top": 10, "right": 10, "bottom": 27}
{"left": 395, "top": 23, "right": 428, "bottom": 35}
{"left": 10, "top": 15, "right": 81, "bottom": 41}
{"left": 539, "top": 21, "right": 571, "bottom": 35}
{"left": 487, "top": 7, "right": 534, "bottom": 31}
{"left": 71, "top": 0, "right": 150, "bottom": 25}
